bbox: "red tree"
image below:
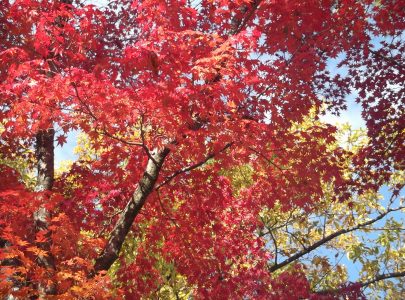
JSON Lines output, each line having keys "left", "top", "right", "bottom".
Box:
{"left": 0, "top": 0, "right": 403, "bottom": 298}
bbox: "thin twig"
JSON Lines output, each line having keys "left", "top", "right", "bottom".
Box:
{"left": 316, "top": 271, "right": 405, "bottom": 295}
{"left": 248, "top": 146, "right": 288, "bottom": 171}
{"left": 268, "top": 190, "right": 404, "bottom": 273}
{"left": 155, "top": 142, "right": 234, "bottom": 190}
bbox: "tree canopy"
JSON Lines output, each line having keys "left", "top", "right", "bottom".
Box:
{"left": 0, "top": 0, "right": 404, "bottom": 299}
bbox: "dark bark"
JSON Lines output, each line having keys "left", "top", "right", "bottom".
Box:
{"left": 35, "top": 129, "right": 55, "bottom": 191}
{"left": 33, "top": 128, "right": 56, "bottom": 295}
{"left": 93, "top": 148, "right": 170, "bottom": 274}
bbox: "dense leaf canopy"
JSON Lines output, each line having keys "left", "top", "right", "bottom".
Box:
{"left": 0, "top": 0, "right": 404, "bottom": 299}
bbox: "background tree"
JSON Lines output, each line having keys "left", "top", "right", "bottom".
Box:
{"left": 0, "top": 0, "right": 403, "bottom": 298}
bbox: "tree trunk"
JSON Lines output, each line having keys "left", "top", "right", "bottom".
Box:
{"left": 93, "top": 148, "right": 170, "bottom": 274}
{"left": 33, "top": 128, "right": 56, "bottom": 295}
{"left": 35, "top": 129, "right": 55, "bottom": 191}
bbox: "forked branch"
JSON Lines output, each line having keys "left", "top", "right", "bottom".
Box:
{"left": 268, "top": 193, "right": 404, "bottom": 273}
{"left": 316, "top": 270, "right": 405, "bottom": 295}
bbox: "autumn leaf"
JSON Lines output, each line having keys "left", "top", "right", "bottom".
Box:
{"left": 56, "top": 134, "right": 68, "bottom": 147}
{"left": 0, "top": 0, "right": 403, "bottom": 298}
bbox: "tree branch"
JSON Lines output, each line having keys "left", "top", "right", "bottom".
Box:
{"left": 94, "top": 141, "right": 234, "bottom": 271}
{"left": 369, "top": 49, "right": 404, "bottom": 70}
{"left": 360, "top": 270, "right": 405, "bottom": 289}
{"left": 268, "top": 200, "right": 404, "bottom": 273}
{"left": 91, "top": 6, "right": 240, "bottom": 271}
{"left": 248, "top": 146, "right": 288, "bottom": 171}
{"left": 316, "top": 270, "right": 405, "bottom": 295}
{"left": 155, "top": 142, "right": 234, "bottom": 190}
{"left": 230, "top": 0, "right": 263, "bottom": 35}
{"left": 93, "top": 147, "right": 170, "bottom": 274}
{"left": 72, "top": 84, "right": 145, "bottom": 146}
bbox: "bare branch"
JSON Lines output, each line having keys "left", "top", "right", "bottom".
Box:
{"left": 316, "top": 271, "right": 405, "bottom": 295}
{"left": 73, "top": 85, "right": 144, "bottom": 145}
{"left": 155, "top": 142, "right": 234, "bottom": 190}
{"left": 268, "top": 192, "right": 404, "bottom": 272}
{"left": 369, "top": 49, "right": 404, "bottom": 70}
{"left": 230, "top": 0, "right": 263, "bottom": 35}
{"left": 156, "top": 190, "right": 179, "bottom": 227}
{"left": 359, "top": 271, "right": 405, "bottom": 289}
{"left": 248, "top": 146, "right": 288, "bottom": 171}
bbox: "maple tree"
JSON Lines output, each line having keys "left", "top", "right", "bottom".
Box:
{"left": 0, "top": 0, "right": 404, "bottom": 299}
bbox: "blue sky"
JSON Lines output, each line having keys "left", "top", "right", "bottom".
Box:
{"left": 54, "top": 129, "right": 78, "bottom": 166}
